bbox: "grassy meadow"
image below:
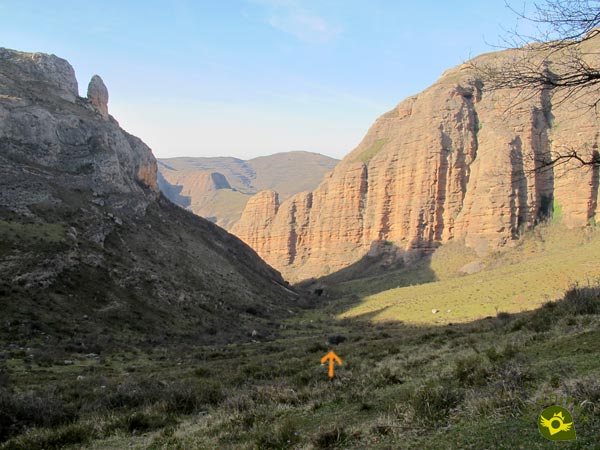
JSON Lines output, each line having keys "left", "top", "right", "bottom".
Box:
{"left": 337, "top": 224, "right": 600, "bottom": 325}
{"left": 1, "top": 224, "right": 600, "bottom": 449}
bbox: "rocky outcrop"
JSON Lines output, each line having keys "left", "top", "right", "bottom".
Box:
{"left": 234, "top": 41, "right": 600, "bottom": 281}
{"left": 0, "top": 50, "right": 158, "bottom": 208}
{"left": 0, "top": 48, "right": 78, "bottom": 102}
{"left": 232, "top": 189, "right": 279, "bottom": 255}
{"left": 0, "top": 47, "right": 296, "bottom": 348}
{"left": 87, "top": 74, "right": 109, "bottom": 117}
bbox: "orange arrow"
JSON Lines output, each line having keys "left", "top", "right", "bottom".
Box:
{"left": 320, "top": 350, "right": 342, "bottom": 378}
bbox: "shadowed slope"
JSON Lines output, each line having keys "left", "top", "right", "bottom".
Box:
{"left": 0, "top": 47, "right": 297, "bottom": 351}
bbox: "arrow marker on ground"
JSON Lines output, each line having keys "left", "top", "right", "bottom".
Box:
{"left": 320, "top": 350, "right": 342, "bottom": 378}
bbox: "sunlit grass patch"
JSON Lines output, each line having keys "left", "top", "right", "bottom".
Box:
{"left": 339, "top": 225, "right": 600, "bottom": 325}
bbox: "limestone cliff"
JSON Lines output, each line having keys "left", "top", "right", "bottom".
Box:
{"left": 0, "top": 47, "right": 296, "bottom": 348}
{"left": 234, "top": 41, "right": 600, "bottom": 281}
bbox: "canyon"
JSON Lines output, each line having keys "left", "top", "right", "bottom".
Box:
{"left": 158, "top": 152, "right": 338, "bottom": 229}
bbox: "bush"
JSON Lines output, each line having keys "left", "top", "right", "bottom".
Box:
{"left": 517, "top": 303, "right": 556, "bottom": 332}
{"left": 0, "top": 422, "right": 94, "bottom": 450}
{"left": 251, "top": 385, "right": 300, "bottom": 406}
{"left": 374, "top": 363, "right": 405, "bottom": 386}
{"left": 0, "top": 366, "right": 9, "bottom": 388}
{"left": 253, "top": 416, "right": 299, "bottom": 449}
{"left": 146, "top": 435, "right": 187, "bottom": 450}
{"left": 193, "top": 366, "right": 211, "bottom": 378}
{"left": 485, "top": 343, "right": 519, "bottom": 363}
{"left": 411, "top": 380, "right": 462, "bottom": 425}
{"left": 561, "top": 377, "right": 600, "bottom": 418}
{"left": 454, "top": 354, "right": 489, "bottom": 387}
{"left": 126, "top": 411, "right": 175, "bottom": 433}
{"left": 99, "top": 378, "right": 163, "bottom": 410}
{"left": 162, "top": 379, "right": 224, "bottom": 414}
{"left": 91, "top": 377, "right": 223, "bottom": 415}
{"left": 0, "top": 389, "right": 76, "bottom": 441}
{"left": 307, "top": 342, "right": 328, "bottom": 353}
{"left": 222, "top": 392, "right": 256, "bottom": 413}
{"left": 511, "top": 283, "right": 600, "bottom": 333}
{"left": 311, "top": 424, "right": 347, "bottom": 449}
{"left": 482, "top": 361, "right": 532, "bottom": 413}
{"left": 496, "top": 311, "right": 512, "bottom": 322}
{"left": 561, "top": 284, "right": 600, "bottom": 315}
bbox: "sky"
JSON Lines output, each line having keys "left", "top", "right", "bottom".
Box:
{"left": 0, "top": 1, "right": 526, "bottom": 160}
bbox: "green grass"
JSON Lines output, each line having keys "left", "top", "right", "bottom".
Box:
{"left": 2, "top": 223, "right": 600, "bottom": 449}
{"left": 354, "top": 139, "right": 388, "bottom": 165}
{"left": 553, "top": 200, "right": 563, "bottom": 223}
{"left": 337, "top": 224, "right": 600, "bottom": 325}
{"left": 2, "top": 279, "right": 600, "bottom": 449}
{"left": 0, "top": 220, "right": 65, "bottom": 243}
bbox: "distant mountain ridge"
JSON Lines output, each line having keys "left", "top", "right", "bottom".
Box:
{"left": 158, "top": 151, "right": 338, "bottom": 228}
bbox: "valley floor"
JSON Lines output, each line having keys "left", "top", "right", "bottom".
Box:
{"left": 1, "top": 224, "right": 600, "bottom": 449}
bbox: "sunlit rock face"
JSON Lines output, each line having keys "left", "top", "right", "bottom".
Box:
{"left": 234, "top": 41, "right": 600, "bottom": 281}
{"left": 87, "top": 74, "right": 109, "bottom": 118}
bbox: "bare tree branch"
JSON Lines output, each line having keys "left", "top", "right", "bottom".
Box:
{"left": 472, "top": 1, "right": 600, "bottom": 168}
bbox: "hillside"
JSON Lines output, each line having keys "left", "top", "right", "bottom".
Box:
{"left": 233, "top": 36, "right": 600, "bottom": 282}
{"left": 0, "top": 47, "right": 297, "bottom": 353}
{"left": 2, "top": 227, "right": 600, "bottom": 448}
{"left": 158, "top": 152, "right": 338, "bottom": 229}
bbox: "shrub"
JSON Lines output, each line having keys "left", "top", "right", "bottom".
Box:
{"left": 100, "top": 378, "right": 162, "bottom": 410}
{"left": 253, "top": 416, "right": 299, "bottom": 449}
{"left": 521, "top": 303, "right": 556, "bottom": 332}
{"left": 454, "top": 354, "right": 489, "bottom": 387}
{"left": 511, "top": 283, "right": 600, "bottom": 333}
{"left": 251, "top": 385, "right": 300, "bottom": 406}
{"left": 311, "top": 424, "right": 347, "bottom": 449}
{"left": 163, "top": 379, "right": 224, "bottom": 414}
{"left": 308, "top": 342, "right": 328, "bottom": 353}
{"left": 488, "top": 361, "right": 532, "bottom": 406}
{"left": 411, "top": 380, "right": 462, "bottom": 425}
{"left": 146, "top": 435, "right": 187, "bottom": 450}
{"left": 0, "top": 366, "right": 9, "bottom": 388}
{"left": 222, "top": 392, "right": 255, "bottom": 413}
{"left": 496, "top": 311, "right": 512, "bottom": 322}
{"left": 561, "top": 377, "right": 600, "bottom": 418}
{"left": 0, "top": 422, "right": 94, "bottom": 450}
{"left": 376, "top": 361, "right": 405, "bottom": 385}
{"left": 561, "top": 284, "right": 600, "bottom": 315}
{"left": 90, "top": 377, "right": 223, "bottom": 415}
{"left": 193, "top": 366, "right": 211, "bottom": 378}
{"left": 0, "top": 389, "right": 76, "bottom": 441}
{"left": 126, "top": 411, "right": 175, "bottom": 433}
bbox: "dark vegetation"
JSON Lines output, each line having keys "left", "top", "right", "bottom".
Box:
{"left": 1, "top": 282, "right": 599, "bottom": 449}
{"left": 0, "top": 192, "right": 303, "bottom": 356}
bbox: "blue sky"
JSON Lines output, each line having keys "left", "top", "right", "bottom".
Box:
{"left": 1, "top": 1, "right": 523, "bottom": 159}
